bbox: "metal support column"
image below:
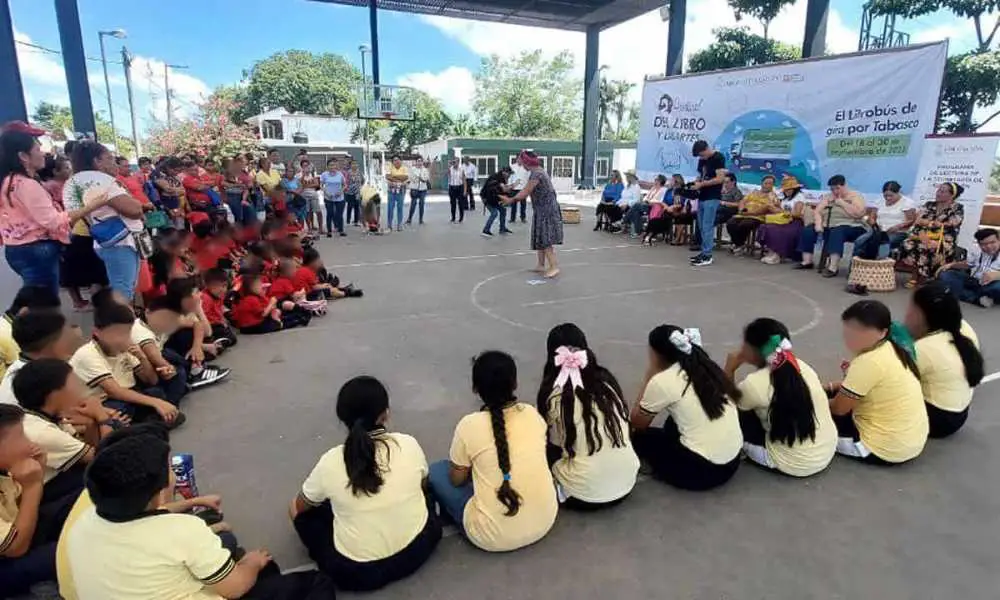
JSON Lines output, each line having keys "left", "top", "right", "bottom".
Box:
{"left": 369, "top": 0, "right": 380, "bottom": 85}
{"left": 802, "top": 0, "right": 829, "bottom": 58}
{"left": 580, "top": 25, "right": 600, "bottom": 190}
{"left": 54, "top": 0, "right": 96, "bottom": 137}
{"left": 0, "top": 0, "right": 27, "bottom": 123}
{"left": 665, "top": 0, "right": 687, "bottom": 76}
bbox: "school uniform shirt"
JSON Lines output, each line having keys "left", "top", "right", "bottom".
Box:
{"left": 0, "top": 356, "right": 25, "bottom": 405}
{"left": 447, "top": 167, "right": 465, "bottom": 187}
{"left": 545, "top": 386, "right": 639, "bottom": 503}
{"left": 409, "top": 167, "right": 429, "bottom": 191}
{"left": 736, "top": 360, "right": 837, "bottom": 477}
{"left": 639, "top": 364, "right": 743, "bottom": 464}
{"left": 56, "top": 490, "right": 94, "bottom": 600}
{"left": 131, "top": 319, "right": 166, "bottom": 350}
{"left": 292, "top": 266, "right": 319, "bottom": 292}
{"left": 916, "top": 321, "right": 980, "bottom": 413}
{"left": 268, "top": 276, "right": 298, "bottom": 300}
{"left": 230, "top": 294, "right": 269, "bottom": 329}
{"left": 300, "top": 431, "right": 430, "bottom": 562}
{"left": 449, "top": 402, "right": 558, "bottom": 552}
{"left": 966, "top": 245, "right": 1000, "bottom": 281}
{"left": 463, "top": 162, "right": 478, "bottom": 181}
{"left": 200, "top": 291, "right": 226, "bottom": 326}
{"left": 22, "top": 409, "right": 88, "bottom": 483}
{"left": 0, "top": 473, "right": 21, "bottom": 554}
{"left": 69, "top": 340, "right": 141, "bottom": 401}
{"left": 65, "top": 506, "right": 235, "bottom": 600}
{"left": 841, "top": 341, "right": 928, "bottom": 463}
{"left": 0, "top": 314, "right": 19, "bottom": 383}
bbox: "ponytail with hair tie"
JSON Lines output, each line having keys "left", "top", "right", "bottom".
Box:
{"left": 888, "top": 321, "right": 916, "bottom": 361}
{"left": 760, "top": 335, "right": 799, "bottom": 372}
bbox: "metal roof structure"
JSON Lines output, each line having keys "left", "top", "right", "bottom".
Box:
{"left": 310, "top": 0, "right": 664, "bottom": 31}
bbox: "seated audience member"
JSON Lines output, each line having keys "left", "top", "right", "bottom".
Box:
{"left": 827, "top": 301, "right": 927, "bottom": 464}
{"left": 724, "top": 318, "right": 836, "bottom": 477}
{"left": 298, "top": 247, "right": 362, "bottom": 299}
{"left": 852, "top": 181, "right": 917, "bottom": 260}
{"left": 131, "top": 297, "right": 192, "bottom": 402}
{"left": 796, "top": 175, "right": 866, "bottom": 277}
{"left": 625, "top": 175, "right": 667, "bottom": 240}
{"left": 726, "top": 175, "right": 778, "bottom": 253}
{"left": 271, "top": 260, "right": 327, "bottom": 316}
{"left": 668, "top": 176, "right": 696, "bottom": 247}
{"left": 595, "top": 170, "right": 623, "bottom": 231}
{"left": 69, "top": 302, "right": 185, "bottom": 428}
{"left": 65, "top": 424, "right": 335, "bottom": 600}
{"left": 639, "top": 175, "right": 672, "bottom": 245}
{"left": 201, "top": 269, "right": 237, "bottom": 346}
{"left": 231, "top": 273, "right": 312, "bottom": 334}
{"left": 14, "top": 359, "right": 112, "bottom": 501}
{"left": 937, "top": 228, "right": 999, "bottom": 308}
{"left": 536, "top": 324, "right": 638, "bottom": 509}
{"left": 717, "top": 173, "right": 743, "bottom": 227}
{"left": 428, "top": 351, "right": 558, "bottom": 552}
{"left": 905, "top": 282, "right": 984, "bottom": 438}
{"left": 897, "top": 182, "right": 966, "bottom": 288}
{"left": 2, "top": 309, "right": 81, "bottom": 405}
{"left": 629, "top": 326, "right": 742, "bottom": 491}
{"left": 1, "top": 286, "right": 62, "bottom": 381}
{"left": 290, "top": 376, "right": 441, "bottom": 590}
{"left": 758, "top": 175, "right": 806, "bottom": 265}
{"left": 0, "top": 404, "right": 74, "bottom": 596}
{"left": 160, "top": 279, "right": 231, "bottom": 388}
{"left": 608, "top": 171, "right": 642, "bottom": 233}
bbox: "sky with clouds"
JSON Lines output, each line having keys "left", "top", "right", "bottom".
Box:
{"left": 7, "top": 0, "right": 989, "bottom": 135}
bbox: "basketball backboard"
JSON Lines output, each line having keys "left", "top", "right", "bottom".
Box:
{"left": 357, "top": 83, "right": 416, "bottom": 121}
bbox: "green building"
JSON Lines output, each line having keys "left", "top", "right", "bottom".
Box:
{"left": 411, "top": 137, "right": 636, "bottom": 192}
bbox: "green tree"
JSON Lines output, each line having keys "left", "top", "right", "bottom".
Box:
{"left": 31, "top": 102, "right": 136, "bottom": 158}
{"left": 241, "top": 50, "right": 362, "bottom": 117}
{"left": 688, "top": 27, "right": 800, "bottom": 73}
{"left": 472, "top": 50, "right": 582, "bottom": 139}
{"left": 598, "top": 78, "right": 639, "bottom": 141}
{"left": 727, "top": 0, "right": 796, "bottom": 39}
{"left": 208, "top": 84, "right": 253, "bottom": 123}
{"left": 385, "top": 91, "right": 452, "bottom": 152}
{"left": 449, "top": 113, "right": 479, "bottom": 137}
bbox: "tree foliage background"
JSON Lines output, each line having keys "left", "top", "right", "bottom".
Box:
{"left": 32, "top": 101, "right": 136, "bottom": 158}
{"left": 145, "top": 95, "right": 261, "bottom": 160}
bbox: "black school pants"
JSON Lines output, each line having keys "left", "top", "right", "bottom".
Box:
{"left": 631, "top": 417, "right": 739, "bottom": 491}
{"left": 926, "top": 402, "right": 969, "bottom": 439}
{"left": 448, "top": 185, "right": 466, "bottom": 222}
{"left": 0, "top": 487, "right": 78, "bottom": 596}
{"left": 465, "top": 178, "right": 476, "bottom": 209}
{"left": 293, "top": 500, "right": 441, "bottom": 591}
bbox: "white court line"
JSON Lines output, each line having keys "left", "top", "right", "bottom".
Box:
{"left": 519, "top": 277, "right": 757, "bottom": 308}
{"left": 326, "top": 244, "right": 631, "bottom": 269}
{"left": 983, "top": 372, "right": 1000, "bottom": 384}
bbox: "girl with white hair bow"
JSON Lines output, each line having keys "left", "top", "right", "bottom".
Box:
{"left": 536, "top": 323, "right": 639, "bottom": 510}
{"left": 629, "top": 324, "right": 743, "bottom": 491}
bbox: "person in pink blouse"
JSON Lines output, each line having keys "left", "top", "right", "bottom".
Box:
{"left": 0, "top": 125, "right": 107, "bottom": 296}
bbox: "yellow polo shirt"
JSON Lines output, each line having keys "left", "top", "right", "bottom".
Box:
{"left": 65, "top": 506, "right": 233, "bottom": 600}
{"left": 916, "top": 321, "right": 980, "bottom": 413}
{"left": 56, "top": 490, "right": 93, "bottom": 600}
{"left": 131, "top": 319, "right": 166, "bottom": 350}
{"left": 449, "top": 403, "right": 558, "bottom": 552}
{"left": 0, "top": 474, "right": 21, "bottom": 555}
{"left": 639, "top": 364, "right": 743, "bottom": 464}
{"left": 545, "top": 386, "right": 639, "bottom": 503}
{"left": 69, "top": 340, "right": 140, "bottom": 401}
{"left": 23, "top": 410, "right": 88, "bottom": 483}
{"left": 842, "top": 341, "right": 927, "bottom": 463}
{"left": 736, "top": 360, "right": 837, "bottom": 477}
{"left": 0, "top": 315, "right": 18, "bottom": 383}
{"left": 254, "top": 168, "right": 281, "bottom": 194}
{"left": 300, "top": 432, "right": 429, "bottom": 562}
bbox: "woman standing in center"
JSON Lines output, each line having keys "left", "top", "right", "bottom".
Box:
{"left": 502, "top": 150, "right": 563, "bottom": 278}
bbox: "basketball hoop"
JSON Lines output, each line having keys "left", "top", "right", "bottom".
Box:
{"left": 381, "top": 111, "right": 397, "bottom": 121}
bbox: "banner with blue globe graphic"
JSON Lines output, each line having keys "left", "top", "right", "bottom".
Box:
{"left": 636, "top": 41, "right": 948, "bottom": 207}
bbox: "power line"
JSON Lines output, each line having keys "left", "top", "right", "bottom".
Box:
{"left": 15, "top": 39, "right": 124, "bottom": 66}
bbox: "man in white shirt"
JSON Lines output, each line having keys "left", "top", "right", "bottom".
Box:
{"left": 448, "top": 159, "right": 467, "bottom": 224}
{"left": 462, "top": 157, "right": 478, "bottom": 210}
{"left": 406, "top": 157, "right": 430, "bottom": 226}
{"left": 507, "top": 157, "right": 528, "bottom": 224}
{"left": 611, "top": 171, "right": 642, "bottom": 232}
{"left": 938, "top": 228, "right": 1000, "bottom": 308}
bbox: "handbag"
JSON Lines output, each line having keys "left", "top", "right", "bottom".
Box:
{"left": 133, "top": 230, "right": 155, "bottom": 259}
{"left": 144, "top": 209, "right": 171, "bottom": 230}
{"left": 89, "top": 216, "right": 131, "bottom": 248}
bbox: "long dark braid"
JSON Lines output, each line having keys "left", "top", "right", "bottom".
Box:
{"left": 473, "top": 350, "right": 522, "bottom": 516}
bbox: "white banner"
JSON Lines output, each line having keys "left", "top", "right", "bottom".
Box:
{"left": 636, "top": 42, "right": 948, "bottom": 203}
{"left": 912, "top": 134, "right": 1000, "bottom": 250}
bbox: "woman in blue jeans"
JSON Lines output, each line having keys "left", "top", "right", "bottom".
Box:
{"left": 795, "top": 174, "right": 867, "bottom": 277}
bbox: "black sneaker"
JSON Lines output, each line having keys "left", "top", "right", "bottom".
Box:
{"left": 499, "top": 229, "right": 513, "bottom": 235}
{"left": 689, "top": 253, "right": 704, "bottom": 263}
{"left": 481, "top": 231, "right": 493, "bottom": 237}
{"left": 189, "top": 365, "right": 230, "bottom": 390}
{"left": 692, "top": 255, "right": 714, "bottom": 266}
{"left": 215, "top": 336, "right": 236, "bottom": 350}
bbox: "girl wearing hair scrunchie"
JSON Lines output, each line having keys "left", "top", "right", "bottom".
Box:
{"left": 630, "top": 325, "right": 743, "bottom": 491}
{"left": 723, "top": 318, "right": 837, "bottom": 477}
{"left": 827, "top": 300, "right": 927, "bottom": 465}
{"left": 896, "top": 181, "right": 965, "bottom": 288}
{"left": 536, "top": 323, "right": 639, "bottom": 510}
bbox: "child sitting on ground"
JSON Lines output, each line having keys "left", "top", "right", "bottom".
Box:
{"left": 298, "top": 247, "right": 363, "bottom": 300}
{"left": 231, "top": 273, "right": 312, "bottom": 334}
{"left": 201, "top": 268, "right": 238, "bottom": 345}
{"left": 271, "top": 260, "right": 328, "bottom": 316}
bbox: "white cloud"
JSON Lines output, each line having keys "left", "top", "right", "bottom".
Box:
{"left": 14, "top": 31, "right": 66, "bottom": 87}
{"left": 397, "top": 66, "right": 476, "bottom": 114}
{"left": 910, "top": 13, "right": 978, "bottom": 53}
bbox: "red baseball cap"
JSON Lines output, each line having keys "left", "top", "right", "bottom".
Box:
{"left": 1, "top": 120, "right": 47, "bottom": 136}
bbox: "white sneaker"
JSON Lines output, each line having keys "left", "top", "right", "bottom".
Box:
{"left": 979, "top": 295, "right": 994, "bottom": 308}
{"left": 189, "top": 366, "right": 230, "bottom": 390}
{"left": 761, "top": 252, "right": 780, "bottom": 265}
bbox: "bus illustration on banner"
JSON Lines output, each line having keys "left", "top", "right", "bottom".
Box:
{"left": 729, "top": 127, "right": 796, "bottom": 177}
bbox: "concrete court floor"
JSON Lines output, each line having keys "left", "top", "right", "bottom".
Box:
{"left": 158, "top": 203, "right": 1000, "bottom": 600}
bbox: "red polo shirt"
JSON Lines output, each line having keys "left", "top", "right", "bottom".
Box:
{"left": 268, "top": 276, "right": 298, "bottom": 299}
{"left": 200, "top": 290, "right": 226, "bottom": 325}
{"left": 116, "top": 174, "right": 150, "bottom": 205}
{"left": 231, "top": 293, "right": 269, "bottom": 328}
{"left": 292, "top": 266, "right": 318, "bottom": 292}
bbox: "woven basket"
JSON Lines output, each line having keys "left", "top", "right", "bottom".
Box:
{"left": 561, "top": 206, "right": 581, "bottom": 224}
{"left": 848, "top": 257, "right": 897, "bottom": 292}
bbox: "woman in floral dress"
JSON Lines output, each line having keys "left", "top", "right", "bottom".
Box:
{"left": 502, "top": 150, "right": 563, "bottom": 278}
{"left": 896, "top": 182, "right": 965, "bottom": 288}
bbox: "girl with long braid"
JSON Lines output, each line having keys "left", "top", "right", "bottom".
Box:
{"left": 290, "top": 376, "right": 441, "bottom": 590}
{"left": 428, "top": 351, "right": 558, "bottom": 552}
{"left": 630, "top": 325, "right": 743, "bottom": 491}
{"left": 905, "top": 282, "right": 984, "bottom": 438}
{"left": 724, "top": 318, "right": 837, "bottom": 477}
{"left": 828, "top": 300, "right": 927, "bottom": 464}
{"left": 537, "top": 323, "right": 638, "bottom": 509}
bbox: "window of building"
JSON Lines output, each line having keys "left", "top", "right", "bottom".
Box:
{"left": 467, "top": 155, "right": 497, "bottom": 179}
{"left": 261, "top": 119, "right": 284, "bottom": 141}
{"left": 551, "top": 156, "right": 575, "bottom": 179}
{"left": 595, "top": 157, "right": 610, "bottom": 178}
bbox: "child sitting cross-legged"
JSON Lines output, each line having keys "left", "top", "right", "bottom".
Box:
{"left": 201, "top": 268, "right": 238, "bottom": 346}
{"left": 231, "top": 272, "right": 312, "bottom": 334}
{"left": 298, "top": 247, "right": 363, "bottom": 300}
{"left": 271, "top": 260, "right": 328, "bottom": 316}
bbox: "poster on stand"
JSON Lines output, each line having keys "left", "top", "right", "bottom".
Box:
{"left": 636, "top": 42, "right": 948, "bottom": 205}
{"left": 912, "top": 134, "right": 1000, "bottom": 250}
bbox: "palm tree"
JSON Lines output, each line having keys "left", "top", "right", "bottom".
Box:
{"left": 449, "top": 113, "right": 478, "bottom": 137}
{"left": 598, "top": 78, "right": 636, "bottom": 140}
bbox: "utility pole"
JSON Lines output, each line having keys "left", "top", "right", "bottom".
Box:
{"left": 121, "top": 46, "right": 140, "bottom": 158}
{"left": 163, "top": 62, "right": 189, "bottom": 129}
